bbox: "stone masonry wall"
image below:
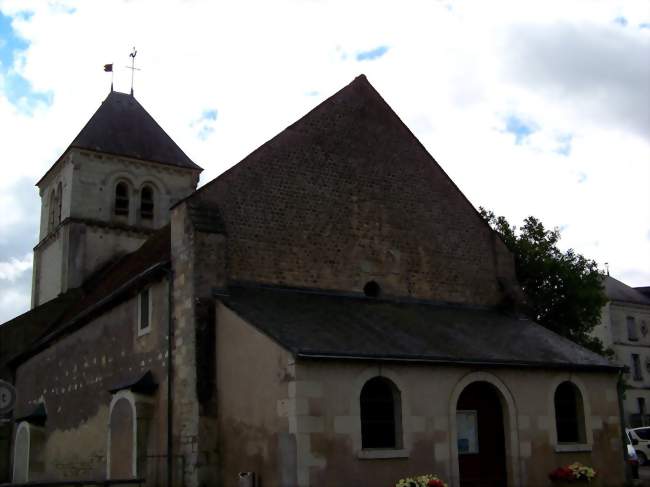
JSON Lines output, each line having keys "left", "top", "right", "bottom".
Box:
{"left": 12, "top": 279, "right": 170, "bottom": 482}
{"left": 192, "top": 77, "right": 518, "bottom": 307}
{"left": 170, "top": 201, "right": 227, "bottom": 487}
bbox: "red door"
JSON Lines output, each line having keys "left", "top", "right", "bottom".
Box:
{"left": 457, "top": 382, "right": 508, "bottom": 487}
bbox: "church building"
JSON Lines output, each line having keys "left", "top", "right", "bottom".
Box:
{"left": 0, "top": 76, "right": 624, "bottom": 486}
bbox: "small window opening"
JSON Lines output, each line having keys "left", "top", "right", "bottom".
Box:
{"left": 633, "top": 353, "right": 643, "bottom": 381}
{"left": 140, "top": 186, "right": 154, "bottom": 220}
{"left": 360, "top": 377, "right": 402, "bottom": 449}
{"left": 628, "top": 316, "right": 639, "bottom": 341}
{"left": 115, "top": 183, "right": 129, "bottom": 216}
{"left": 139, "top": 288, "right": 150, "bottom": 332}
{"left": 363, "top": 281, "right": 381, "bottom": 298}
{"left": 554, "top": 381, "right": 586, "bottom": 444}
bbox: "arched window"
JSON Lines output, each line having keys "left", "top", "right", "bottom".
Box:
{"left": 360, "top": 376, "right": 402, "bottom": 449}
{"left": 140, "top": 185, "right": 154, "bottom": 220}
{"left": 12, "top": 420, "right": 44, "bottom": 483}
{"left": 56, "top": 182, "right": 62, "bottom": 224}
{"left": 115, "top": 182, "right": 129, "bottom": 217}
{"left": 107, "top": 388, "right": 154, "bottom": 480}
{"left": 554, "top": 381, "right": 586, "bottom": 444}
{"left": 108, "top": 395, "right": 135, "bottom": 478}
{"left": 12, "top": 422, "right": 30, "bottom": 482}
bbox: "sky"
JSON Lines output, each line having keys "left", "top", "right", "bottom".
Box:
{"left": 0, "top": 0, "right": 648, "bottom": 323}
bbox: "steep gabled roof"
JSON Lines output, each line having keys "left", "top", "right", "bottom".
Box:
{"left": 185, "top": 75, "right": 517, "bottom": 306}
{"left": 604, "top": 276, "right": 650, "bottom": 306}
{"left": 222, "top": 286, "right": 617, "bottom": 372}
{"left": 42, "top": 91, "right": 201, "bottom": 183}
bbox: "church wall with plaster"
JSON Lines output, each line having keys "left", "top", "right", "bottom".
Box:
{"left": 207, "top": 299, "right": 624, "bottom": 487}
{"left": 11, "top": 276, "right": 172, "bottom": 482}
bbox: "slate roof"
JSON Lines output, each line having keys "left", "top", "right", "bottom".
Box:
{"left": 636, "top": 287, "right": 650, "bottom": 300}
{"left": 0, "top": 290, "right": 81, "bottom": 369}
{"left": 58, "top": 224, "right": 171, "bottom": 325}
{"left": 5, "top": 226, "right": 171, "bottom": 366}
{"left": 222, "top": 286, "right": 618, "bottom": 371}
{"left": 604, "top": 276, "right": 650, "bottom": 306}
{"left": 46, "top": 91, "right": 201, "bottom": 179}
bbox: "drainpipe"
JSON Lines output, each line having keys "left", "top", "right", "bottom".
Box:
{"left": 617, "top": 369, "right": 631, "bottom": 482}
{"left": 162, "top": 267, "right": 174, "bottom": 487}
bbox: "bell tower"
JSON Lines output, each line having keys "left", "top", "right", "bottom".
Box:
{"left": 32, "top": 91, "right": 202, "bottom": 307}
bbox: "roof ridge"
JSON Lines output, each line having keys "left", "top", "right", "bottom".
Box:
{"left": 173, "top": 75, "right": 372, "bottom": 209}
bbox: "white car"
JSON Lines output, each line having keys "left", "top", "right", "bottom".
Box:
{"left": 628, "top": 427, "right": 650, "bottom": 464}
{"left": 626, "top": 429, "right": 640, "bottom": 479}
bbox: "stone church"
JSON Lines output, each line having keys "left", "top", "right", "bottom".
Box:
{"left": 0, "top": 76, "right": 625, "bottom": 486}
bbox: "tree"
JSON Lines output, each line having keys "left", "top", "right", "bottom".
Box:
{"left": 480, "top": 208, "right": 611, "bottom": 356}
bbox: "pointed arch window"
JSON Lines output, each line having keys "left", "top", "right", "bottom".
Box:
{"left": 115, "top": 182, "right": 129, "bottom": 217}
{"left": 140, "top": 185, "right": 154, "bottom": 220}
{"left": 554, "top": 381, "right": 586, "bottom": 444}
{"left": 360, "top": 376, "right": 403, "bottom": 449}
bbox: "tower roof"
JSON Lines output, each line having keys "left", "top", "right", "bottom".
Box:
{"left": 60, "top": 91, "right": 201, "bottom": 173}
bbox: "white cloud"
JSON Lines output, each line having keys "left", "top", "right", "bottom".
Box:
{"left": 0, "top": 0, "right": 648, "bottom": 322}
{"left": 0, "top": 253, "right": 31, "bottom": 282}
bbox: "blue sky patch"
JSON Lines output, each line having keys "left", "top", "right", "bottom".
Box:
{"left": 0, "top": 12, "right": 28, "bottom": 68}
{"left": 197, "top": 126, "right": 215, "bottom": 140}
{"left": 14, "top": 11, "right": 34, "bottom": 22}
{"left": 613, "top": 16, "right": 628, "bottom": 27}
{"left": 0, "top": 11, "right": 53, "bottom": 113}
{"left": 640, "top": 23, "right": 650, "bottom": 29}
{"left": 356, "top": 45, "right": 389, "bottom": 62}
{"left": 202, "top": 109, "right": 218, "bottom": 121}
{"left": 191, "top": 108, "right": 218, "bottom": 140}
{"left": 505, "top": 115, "right": 536, "bottom": 144}
{"left": 555, "top": 134, "right": 572, "bottom": 156}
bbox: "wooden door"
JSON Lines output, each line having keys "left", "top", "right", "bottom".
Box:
{"left": 457, "top": 382, "right": 508, "bottom": 487}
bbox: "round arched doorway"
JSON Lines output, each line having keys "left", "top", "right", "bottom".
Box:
{"left": 456, "top": 381, "right": 507, "bottom": 487}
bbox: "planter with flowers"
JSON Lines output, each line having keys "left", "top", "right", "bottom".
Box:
{"left": 549, "top": 462, "right": 597, "bottom": 485}
{"left": 395, "top": 474, "right": 447, "bottom": 487}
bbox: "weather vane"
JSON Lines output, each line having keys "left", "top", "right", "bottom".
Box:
{"left": 126, "top": 47, "right": 140, "bottom": 96}
{"left": 103, "top": 62, "right": 114, "bottom": 91}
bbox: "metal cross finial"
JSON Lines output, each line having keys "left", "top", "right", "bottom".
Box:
{"left": 126, "top": 47, "right": 140, "bottom": 95}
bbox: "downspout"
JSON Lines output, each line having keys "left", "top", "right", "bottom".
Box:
{"left": 162, "top": 267, "right": 174, "bottom": 487}
{"left": 617, "top": 369, "right": 631, "bottom": 482}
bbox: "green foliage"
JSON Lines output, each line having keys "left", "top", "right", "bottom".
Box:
{"left": 480, "top": 208, "right": 611, "bottom": 357}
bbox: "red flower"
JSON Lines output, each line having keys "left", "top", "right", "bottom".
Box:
{"left": 549, "top": 466, "right": 574, "bottom": 482}
{"left": 427, "top": 480, "right": 444, "bottom": 487}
